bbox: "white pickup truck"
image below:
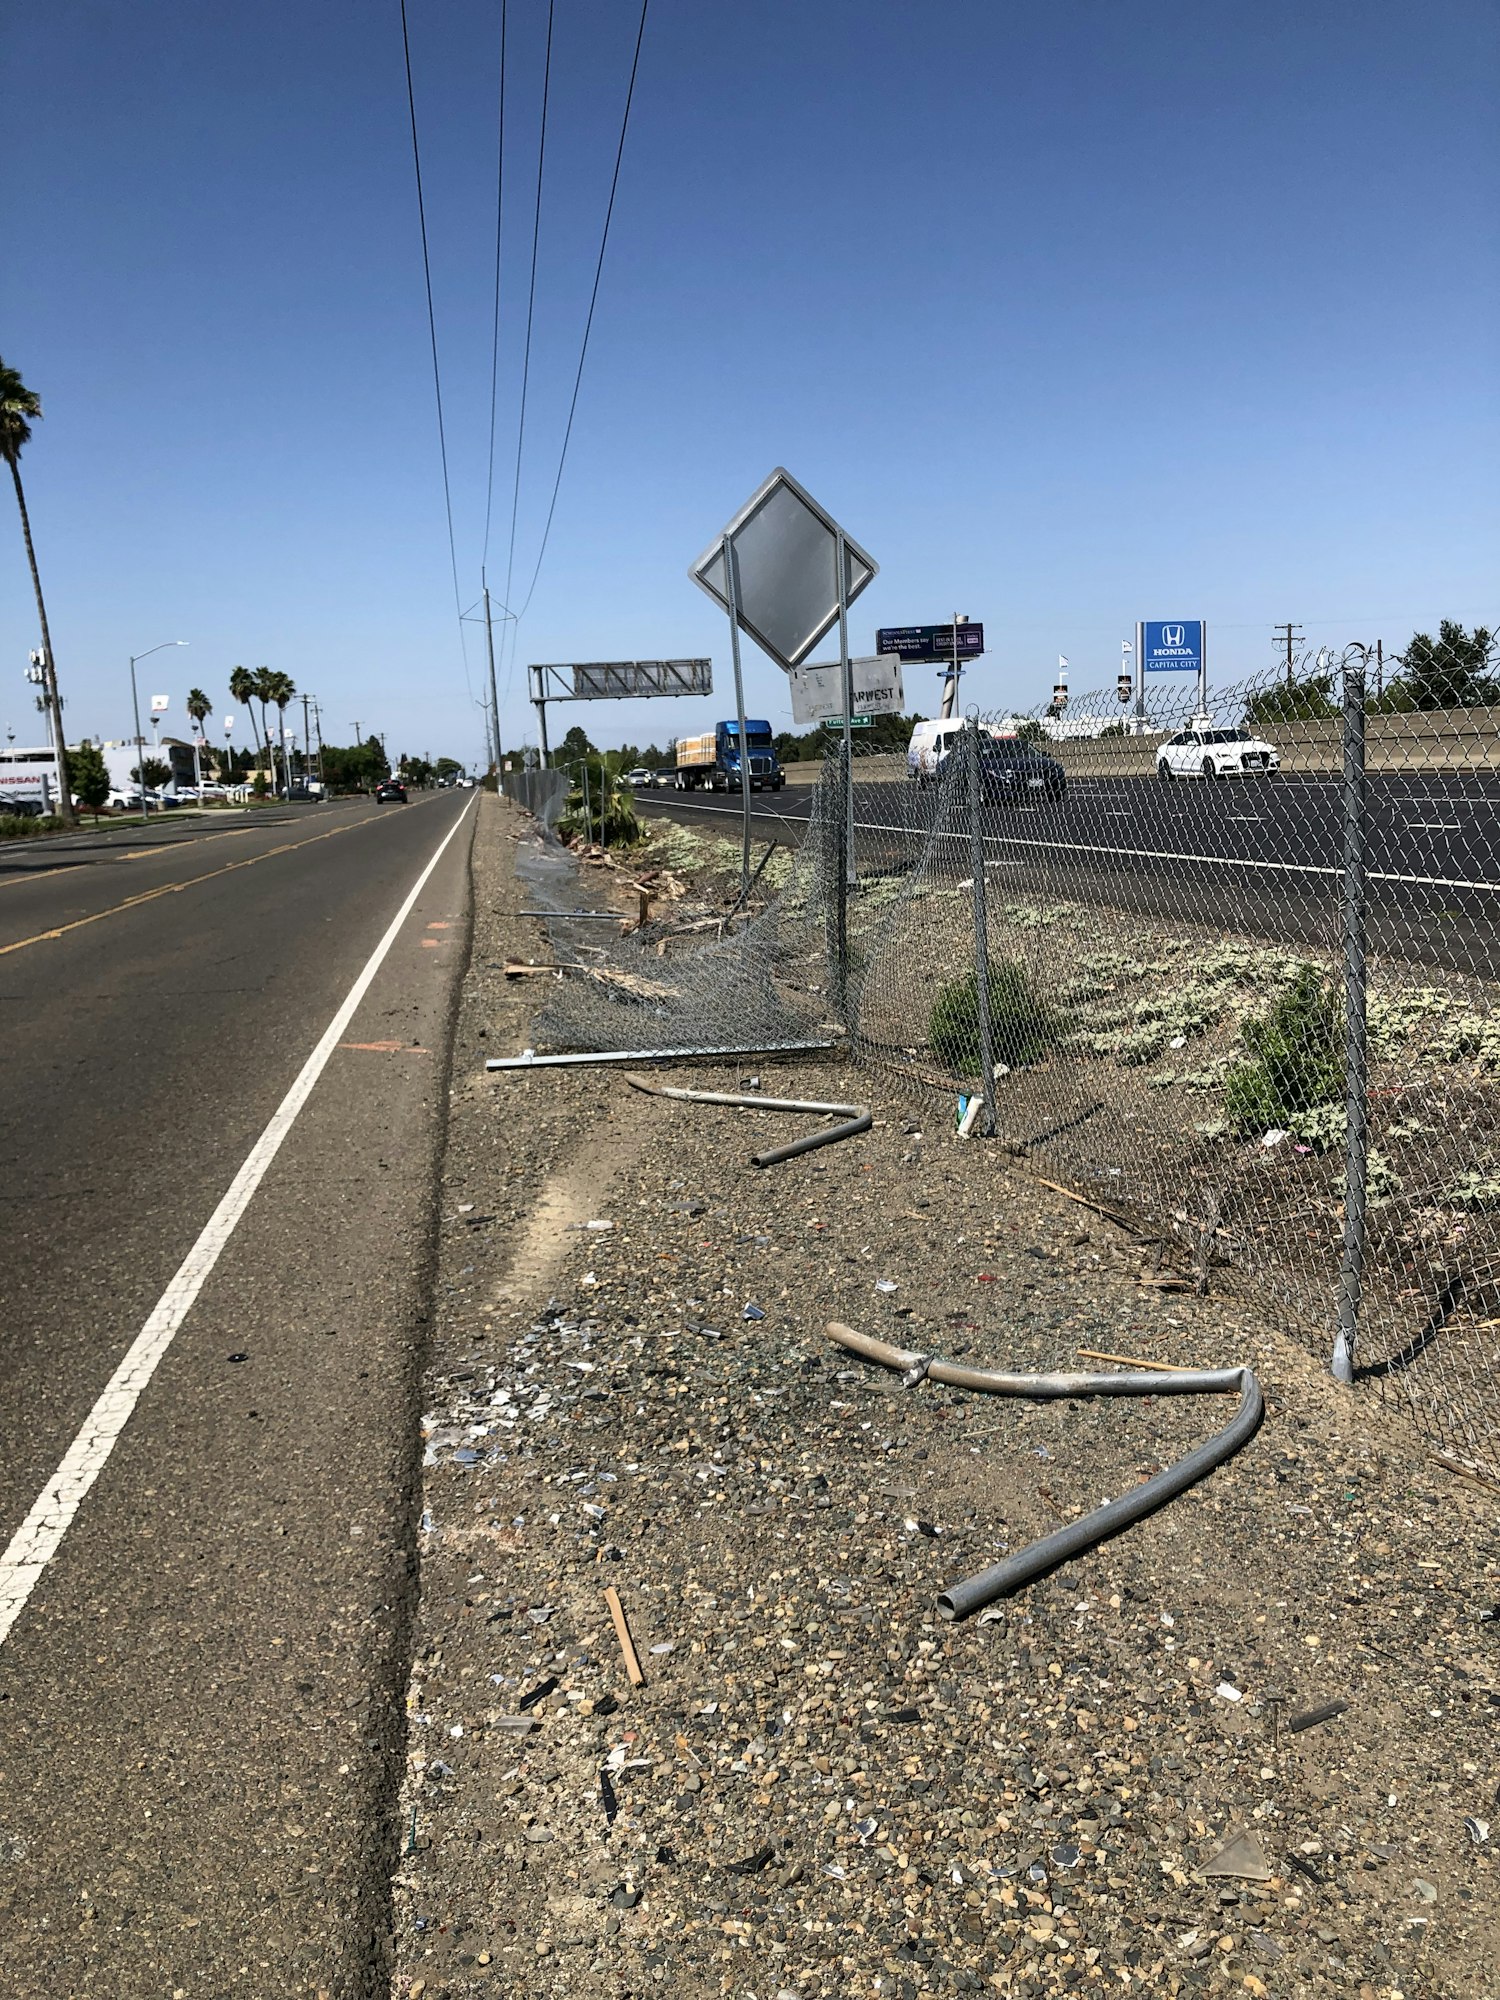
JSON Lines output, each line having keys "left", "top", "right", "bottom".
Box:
{"left": 1156, "top": 723, "right": 1280, "bottom": 781}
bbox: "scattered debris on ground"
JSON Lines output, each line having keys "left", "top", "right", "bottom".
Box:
{"left": 391, "top": 796, "right": 1498, "bottom": 2000}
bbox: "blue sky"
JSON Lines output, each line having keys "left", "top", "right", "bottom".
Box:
{"left": 4, "top": 0, "right": 1496, "bottom": 764}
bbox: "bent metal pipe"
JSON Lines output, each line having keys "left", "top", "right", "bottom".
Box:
{"left": 825, "top": 1321, "right": 1263, "bottom": 1618}
{"left": 625, "top": 1075, "right": 872, "bottom": 1166}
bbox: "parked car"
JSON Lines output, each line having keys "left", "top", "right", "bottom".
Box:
{"left": 976, "top": 739, "right": 1068, "bottom": 804}
{"left": 374, "top": 779, "right": 408, "bottom": 803}
{"left": 1156, "top": 723, "right": 1280, "bottom": 780}
{"left": 0, "top": 792, "right": 45, "bottom": 818}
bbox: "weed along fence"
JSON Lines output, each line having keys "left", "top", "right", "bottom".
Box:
{"left": 497, "top": 644, "right": 1500, "bottom": 1487}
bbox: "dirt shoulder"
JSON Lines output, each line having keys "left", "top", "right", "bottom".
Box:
{"left": 391, "top": 793, "right": 1497, "bottom": 2000}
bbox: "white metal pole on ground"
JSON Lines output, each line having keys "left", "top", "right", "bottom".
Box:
{"left": 1198, "top": 623, "right": 1208, "bottom": 718}
{"left": 723, "top": 533, "right": 753, "bottom": 898}
{"left": 837, "top": 529, "right": 855, "bottom": 887}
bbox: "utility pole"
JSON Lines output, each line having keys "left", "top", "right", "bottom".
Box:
{"left": 1274, "top": 622, "right": 1304, "bottom": 688}
{"left": 483, "top": 581, "right": 502, "bottom": 767}
{"left": 301, "top": 692, "right": 311, "bottom": 780}
{"left": 312, "top": 699, "right": 325, "bottom": 780}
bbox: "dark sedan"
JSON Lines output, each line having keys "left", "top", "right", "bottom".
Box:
{"left": 373, "top": 779, "right": 408, "bottom": 803}
{"left": 974, "top": 740, "right": 1068, "bottom": 804}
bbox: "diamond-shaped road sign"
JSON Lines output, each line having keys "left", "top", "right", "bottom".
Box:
{"left": 690, "top": 467, "right": 877, "bottom": 672}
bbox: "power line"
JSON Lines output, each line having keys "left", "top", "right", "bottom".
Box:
{"left": 400, "top": 0, "right": 476, "bottom": 716}
{"left": 515, "top": 0, "right": 650, "bottom": 624}
{"left": 501, "top": 0, "right": 556, "bottom": 630}
{"left": 482, "top": 0, "right": 509, "bottom": 571}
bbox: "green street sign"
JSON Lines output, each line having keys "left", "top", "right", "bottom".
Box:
{"left": 821, "top": 715, "right": 874, "bottom": 729}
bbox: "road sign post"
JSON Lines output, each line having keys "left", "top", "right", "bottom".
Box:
{"left": 691, "top": 468, "right": 877, "bottom": 912}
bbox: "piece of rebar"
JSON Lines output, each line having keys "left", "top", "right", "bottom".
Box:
{"left": 824, "top": 1322, "right": 1262, "bottom": 1618}
{"left": 724, "top": 840, "right": 778, "bottom": 924}
{"left": 625, "top": 1074, "right": 871, "bottom": 1166}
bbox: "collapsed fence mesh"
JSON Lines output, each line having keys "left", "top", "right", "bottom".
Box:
{"left": 502, "top": 634, "right": 1500, "bottom": 1483}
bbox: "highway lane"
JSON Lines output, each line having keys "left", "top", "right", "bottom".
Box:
{"left": 0, "top": 788, "right": 474, "bottom": 1993}
{"left": 0, "top": 797, "right": 396, "bottom": 951}
{"left": 638, "top": 772, "right": 1500, "bottom": 978}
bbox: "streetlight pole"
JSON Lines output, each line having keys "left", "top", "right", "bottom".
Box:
{"left": 128, "top": 640, "right": 187, "bottom": 827}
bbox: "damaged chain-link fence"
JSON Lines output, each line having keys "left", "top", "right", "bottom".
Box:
{"left": 839, "top": 641, "right": 1500, "bottom": 1482}
{"left": 494, "top": 628, "right": 1499, "bottom": 1483}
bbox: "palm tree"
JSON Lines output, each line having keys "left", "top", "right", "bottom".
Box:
{"left": 265, "top": 670, "right": 296, "bottom": 793}
{"left": 251, "top": 667, "right": 277, "bottom": 782}
{"left": 228, "top": 664, "right": 263, "bottom": 774}
{"left": 1, "top": 358, "right": 75, "bottom": 825}
{"left": 185, "top": 687, "right": 211, "bottom": 798}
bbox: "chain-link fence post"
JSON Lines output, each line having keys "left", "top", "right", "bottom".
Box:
{"left": 1332, "top": 646, "right": 1368, "bottom": 1385}
{"left": 827, "top": 737, "right": 851, "bottom": 1026}
{"left": 967, "top": 715, "right": 999, "bottom": 1139}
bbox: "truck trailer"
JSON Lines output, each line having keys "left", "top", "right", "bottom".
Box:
{"left": 674, "top": 720, "right": 784, "bottom": 792}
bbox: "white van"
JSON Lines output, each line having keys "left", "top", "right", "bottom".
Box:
{"left": 907, "top": 718, "right": 1015, "bottom": 783}
{"left": 907, "top": 718, "right": 969, "bottom": 783}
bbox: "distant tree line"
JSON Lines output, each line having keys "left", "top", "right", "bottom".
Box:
{"left": 1245, "top": 621, "right": 1496, "bottom": 727}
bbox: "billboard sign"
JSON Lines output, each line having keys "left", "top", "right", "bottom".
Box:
{"left": 1141, "top": 621, "right": 1204, "bottom": 675}
{"left": 788, "top": 655, "right": 904, "bottom": 727}
{"left": 876, "top": 623, "right": 984, "bottom": 664}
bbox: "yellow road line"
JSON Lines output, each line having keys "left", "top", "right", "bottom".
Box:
{"left": 0, "top": 812, "right": 384, "bottom": 958}
{"left": 0, "top": 811, "right": 340, "bottom": 890}
{"left": 0, "top": 861, "right": 75, "bottom": 893}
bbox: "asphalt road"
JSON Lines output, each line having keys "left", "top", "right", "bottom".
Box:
{"left": 639, "top": 771, "right": 1500, "bottom": 978}
{"left": 0, "top": 790, "right": 475, "bottom": 1994}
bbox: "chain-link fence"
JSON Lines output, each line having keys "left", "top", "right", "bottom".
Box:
{"left": 498, "top": 631, "right": 1500, "bottom": 1482}
{"left": 837, "top": 642, "right": 1500, "bottom": 1481}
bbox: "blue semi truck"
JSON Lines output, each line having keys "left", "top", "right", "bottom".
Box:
{"left": 674, "top": 719, "right": 785, "bottom": 792}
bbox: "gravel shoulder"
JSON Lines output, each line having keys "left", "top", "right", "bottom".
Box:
{"left": 391, "top": 794, "right": 1498, "bottom": 2000}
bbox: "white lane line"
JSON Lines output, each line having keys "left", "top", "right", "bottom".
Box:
{"left": 642, "top": 797, "right": 1500, "bottom": 893}
{"left": 0, "top": 797, "right": 475, "bottom": 1651}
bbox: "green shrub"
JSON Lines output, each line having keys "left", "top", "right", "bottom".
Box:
{"left": 0, "top": 812, "right": 64, "bottom": 840}
{"left": 560, "top": 757, "right": 643, "bottom": 847}
{"left": 929, "top": 960, "right": 1060, "bottom": 1075}
{"left": 1223, "top": 964, "right": 1344, "bottom": 1137}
